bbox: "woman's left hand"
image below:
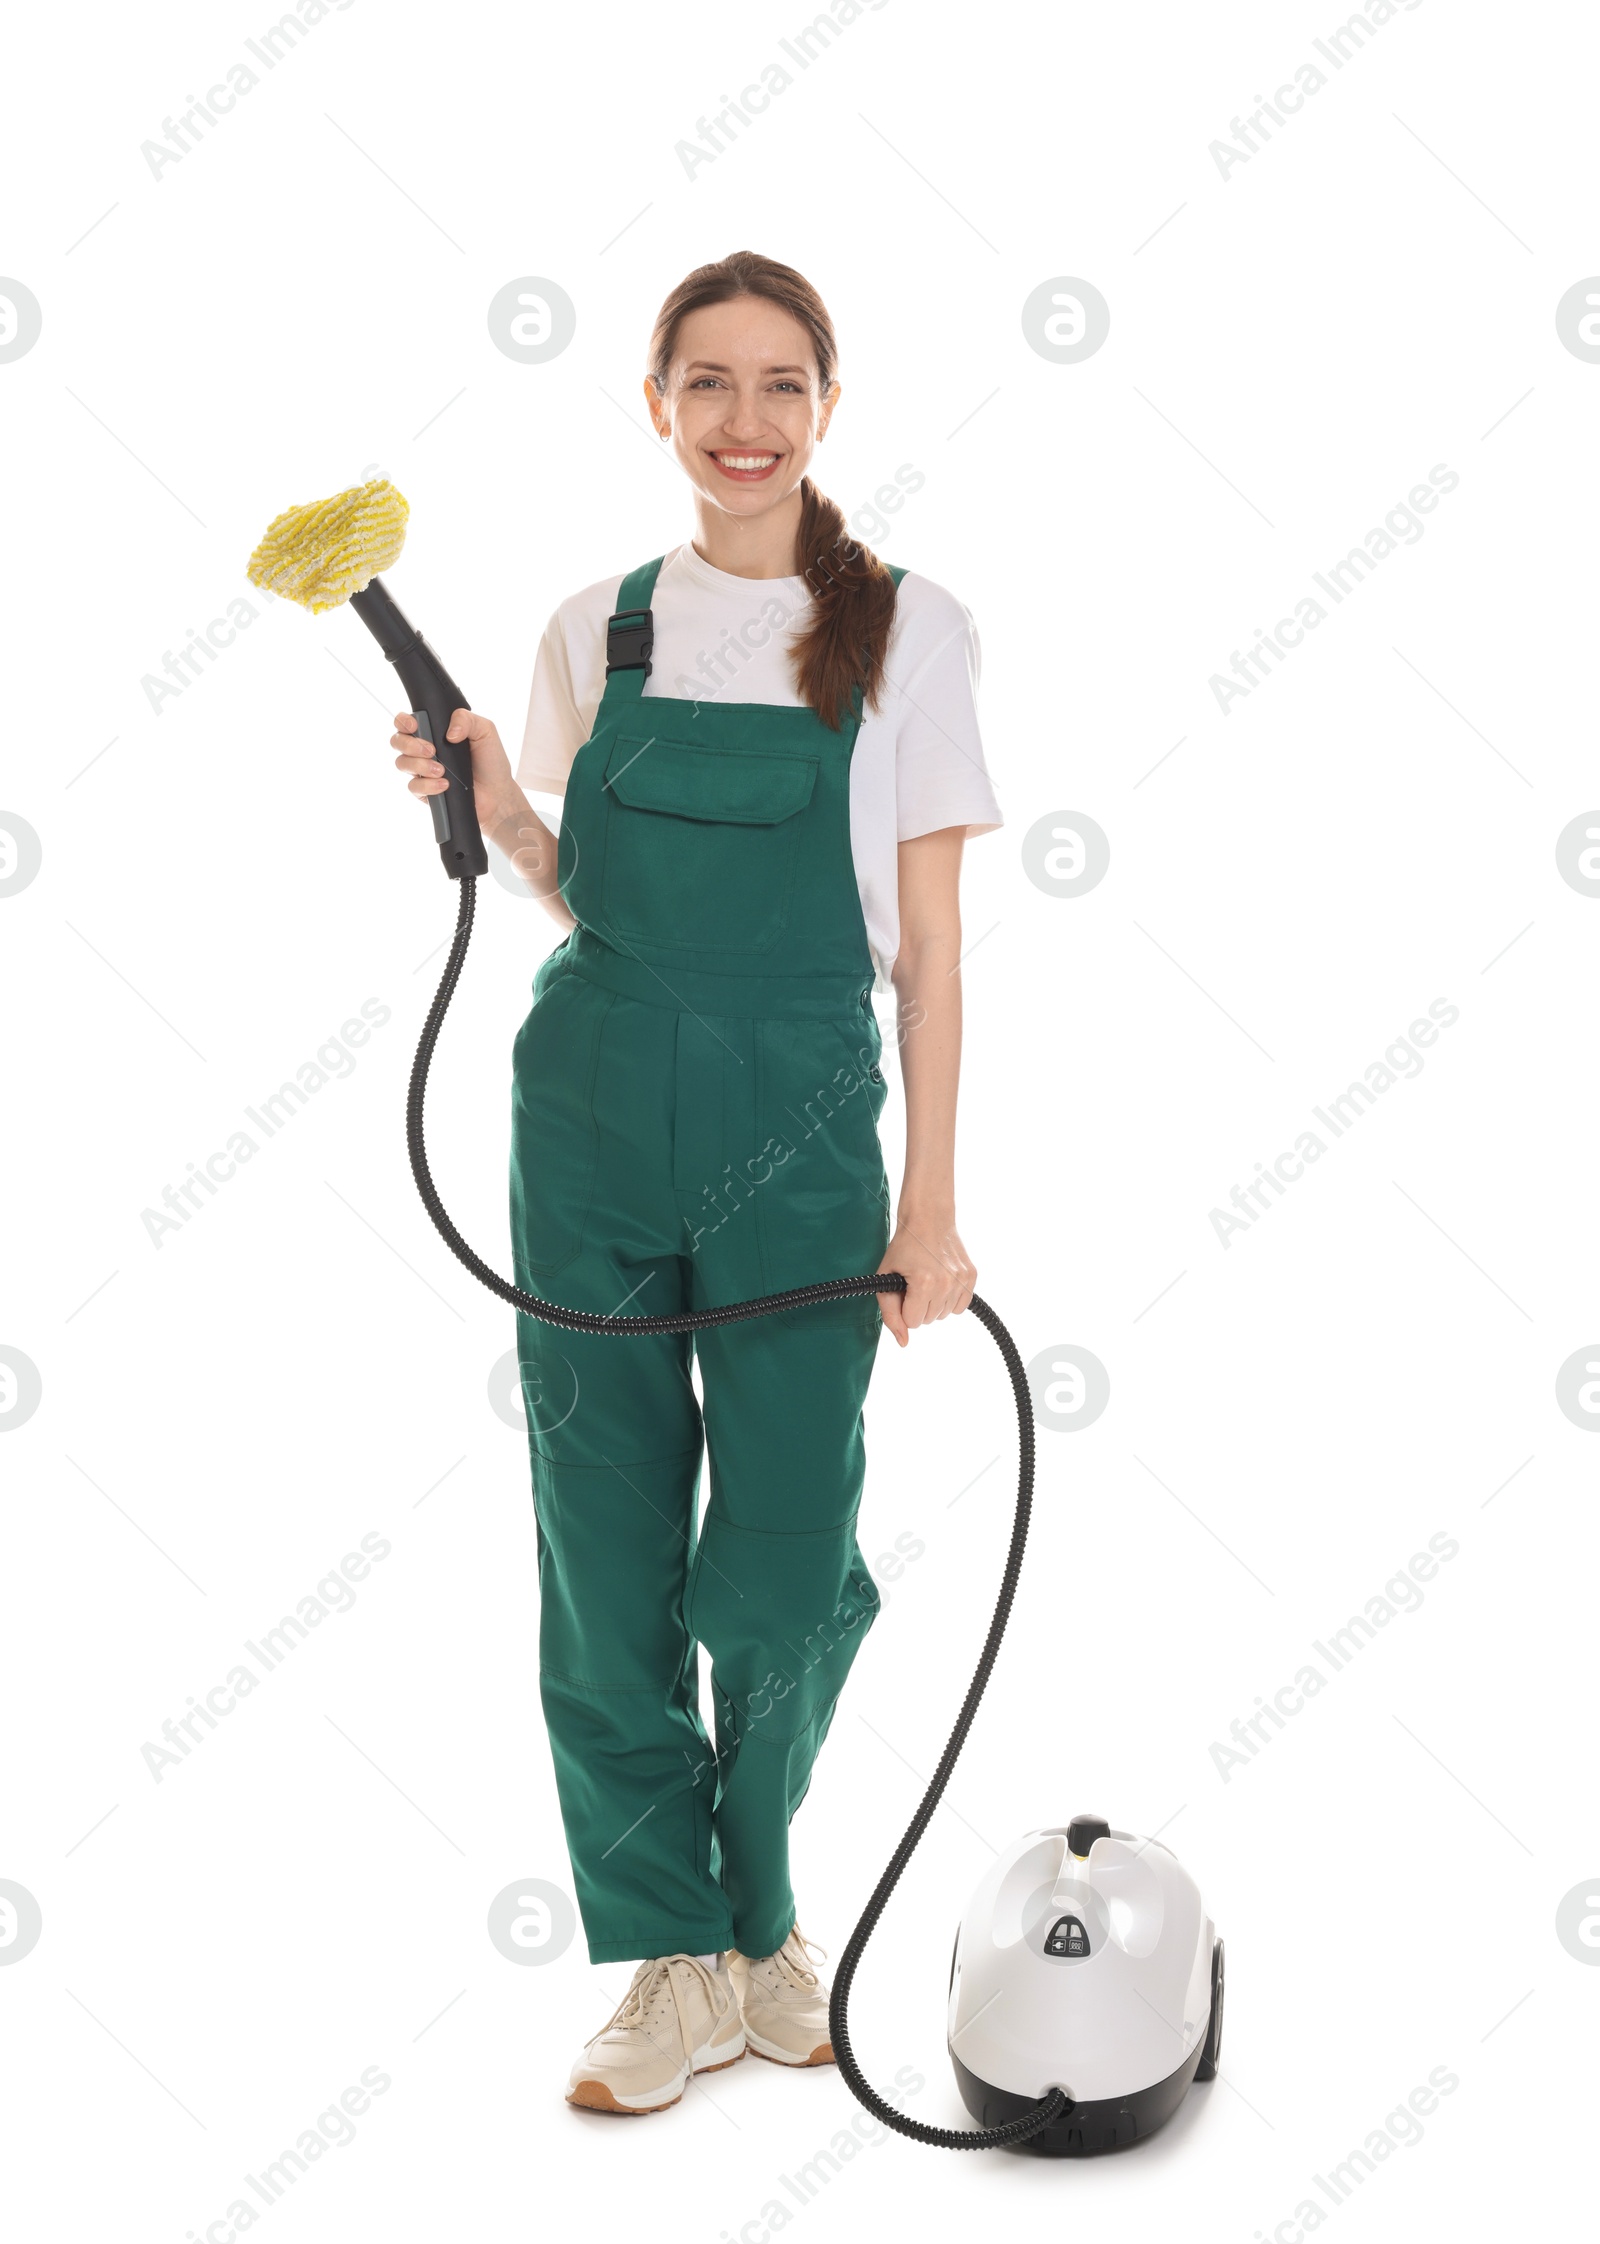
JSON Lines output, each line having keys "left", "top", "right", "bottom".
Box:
{"left": 876, "top": 1216, "right": 976, "bottom": 1348}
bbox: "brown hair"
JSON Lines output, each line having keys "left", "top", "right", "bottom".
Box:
{"left": 646, "top": 250, "right": 898, "bottom": 731}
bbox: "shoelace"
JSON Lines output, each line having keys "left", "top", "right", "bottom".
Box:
{"left": 599, "top": 1954, "right": 722, "bottom": 2048}
{"left": 766, "top": 1927, "right": 828, "bottom": 1994}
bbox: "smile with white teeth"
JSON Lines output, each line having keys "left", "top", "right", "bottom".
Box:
{"left": 713, "top": 452, "right": 778, "bottom": 469}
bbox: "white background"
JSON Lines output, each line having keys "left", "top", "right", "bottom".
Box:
{"left": 2, "top": 2, "right": 1594, "bottom": 2238}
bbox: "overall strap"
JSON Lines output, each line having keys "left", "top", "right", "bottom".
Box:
{"left": 600, "top": 555, "right": 666, "bottom": 706}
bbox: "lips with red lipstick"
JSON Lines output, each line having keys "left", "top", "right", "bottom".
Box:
{"left": 706, "top": 449, "right": 785, "bottom": 484}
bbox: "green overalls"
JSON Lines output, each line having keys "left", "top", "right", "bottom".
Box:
{"left": 511, "top": 555, "right": 906, "bottom": 1966}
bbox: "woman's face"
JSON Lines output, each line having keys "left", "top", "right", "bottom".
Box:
{"left": 646, "top": 294, "right": 837, "bottom": 526}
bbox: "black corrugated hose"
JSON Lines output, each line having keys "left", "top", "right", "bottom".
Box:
{"left": 407, "top": 875, "right": 1064, "bottom": 2149}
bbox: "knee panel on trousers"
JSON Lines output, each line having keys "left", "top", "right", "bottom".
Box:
{"left": 687, "top": 1512, "right": 880, "bottom": 1746}
{"left": 532, "top": 1451, "right": 702, "bottom": 1691}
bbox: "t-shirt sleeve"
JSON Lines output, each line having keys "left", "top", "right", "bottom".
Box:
{"left": 515, "top": 607, "right": 590, "bottom": 799}
{"left": 889, "top": 589, "right": 1002, "bottom": 842}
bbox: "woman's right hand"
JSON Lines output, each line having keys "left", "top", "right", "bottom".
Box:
{"left": 391, "top": 708, "right": 514, "bottom": 834}
{"left": 394, "top": 708, "right": 571, "bottom": 921}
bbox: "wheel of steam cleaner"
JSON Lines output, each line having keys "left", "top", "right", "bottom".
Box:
{"left": 245, "top": 481, "right": 1221, "bottom": 2155}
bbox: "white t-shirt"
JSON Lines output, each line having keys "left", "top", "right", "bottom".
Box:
{"left": 516, "top": 540, "right": 1001, "bottom": 987}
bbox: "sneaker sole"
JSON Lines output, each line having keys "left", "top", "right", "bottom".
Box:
{"left": 567, "top": 2043, "right": 746, "bottom": 2115}
{"left": 745, "top": 2031, "right": 835, "bottom": 2068}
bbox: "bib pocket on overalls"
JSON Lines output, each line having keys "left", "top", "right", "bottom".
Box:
{"left": 599, "top": 735, "right": 819, "bottom": 954}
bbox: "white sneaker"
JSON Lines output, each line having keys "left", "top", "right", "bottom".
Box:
{"left": 566, "top": 1954, "right": 746, "bottom": 2115}
{"left": 728, "top": 1926, "right": 835, "bottom": 2067}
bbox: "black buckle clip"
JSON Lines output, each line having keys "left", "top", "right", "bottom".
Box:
{"left": 605, "top": 607, "right": 654, "bottom": 680}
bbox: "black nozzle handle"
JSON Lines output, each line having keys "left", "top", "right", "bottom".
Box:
{"left": 350, "top": 577, "right": 488, "bottom": 879}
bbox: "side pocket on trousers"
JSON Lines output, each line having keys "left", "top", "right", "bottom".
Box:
{"left": 755, "top": 1015, "right": 890, "bottom": 1331}
{"left": 509, "top": 975, "right": 607, "bottom": 1277}
{"left": 832, "top": 1017, "right": 889, "bottom": 1136}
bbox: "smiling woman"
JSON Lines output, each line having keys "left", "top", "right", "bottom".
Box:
{"left": 387, "top": 248, "right": 1002, "bottom": 2118}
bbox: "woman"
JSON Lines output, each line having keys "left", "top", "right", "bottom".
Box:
{"left": 391, "top": 251, "right": 1001, "bottom": 2114}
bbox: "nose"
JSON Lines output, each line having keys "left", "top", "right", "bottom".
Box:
{"left": 719, "top": 391, "right": 777, "bottom": 442}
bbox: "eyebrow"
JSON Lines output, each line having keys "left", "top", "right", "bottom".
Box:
{"left": 682, "top": 360, "right": 810, "bottom": 376}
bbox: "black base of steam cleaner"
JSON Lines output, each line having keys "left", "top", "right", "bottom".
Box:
{"left": 247, "top": 482, "right": 1222, "bottom": 2155}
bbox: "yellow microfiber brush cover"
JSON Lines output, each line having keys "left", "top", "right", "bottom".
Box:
{"left": 246, "top": 478, "right": 410, "bottom": 613}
